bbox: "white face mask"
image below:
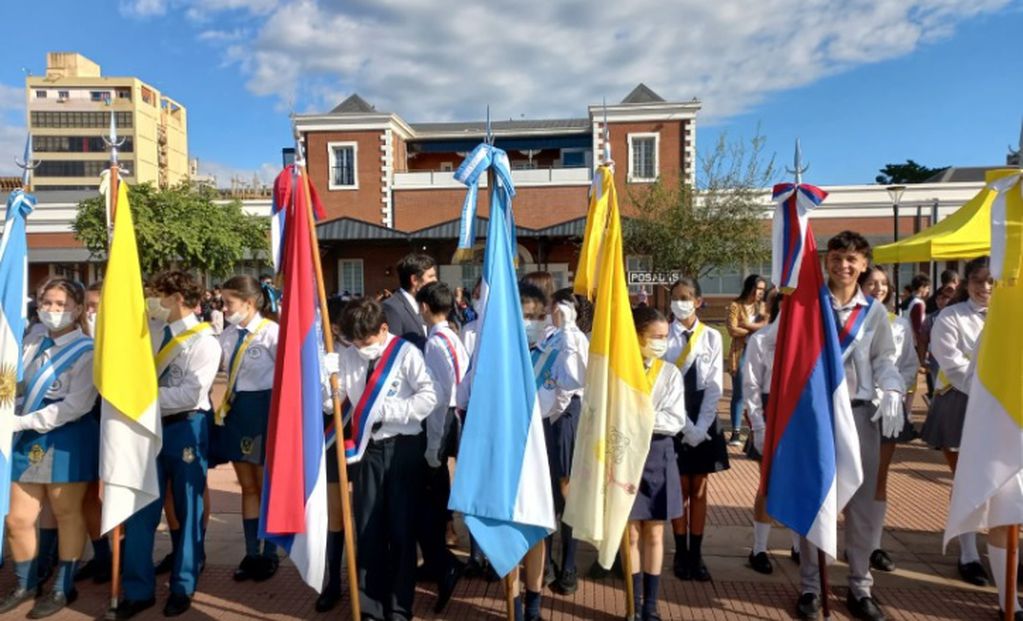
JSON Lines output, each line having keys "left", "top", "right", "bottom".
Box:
{"left": 86, "top": 312, "right": 97, "bottom": 336}
{"left": 524, "top": 318, "right": 550, "bottom": 345}
{"left": 39, "top": 311, "right": 75, "bottom": 332}
{"left": 225, "top": 310, "right": 247, "bottom": 326}
{"left": 357, "top": 342, "right": 385, "bottom": 361}
{"left": 641, "top": 338, "right": 668, "bottom": 360}
{"left": 147, "top": 297, "right": 171, "bottom": 323}
{"left": 671, "top": 300, "right": 696, "bottom": 321}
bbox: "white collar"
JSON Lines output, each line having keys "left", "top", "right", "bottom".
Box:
{"left": 428, "top": 321, "right": 449, "bottom": 337}
{"left": 168, "top": 313, "right": 199, "bottom": 336}
{"left": 51, "top": 327, "right": 85, "bottom": 346}
{"left": 239, "top": 312, "right": 264, "bottom": 330}
{"left": 830, "top": 287, "right": 869, "bottom": 311}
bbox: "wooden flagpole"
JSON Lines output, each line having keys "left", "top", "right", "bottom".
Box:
{"left": 620, "top": 529, "right": 635, "bottom": 620}
{"left": 504, "top": 571, "right": 516, "bottom": 621}
{"left": 295, "top": 149, "right": 361, "bottom": 621}
{"left": 1006, "top": 525, "right": 1019, "bottom": 621}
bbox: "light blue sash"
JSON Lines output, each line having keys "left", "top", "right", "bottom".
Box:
{"left": 22, "top": 337, "right": 93, "bottom": 415}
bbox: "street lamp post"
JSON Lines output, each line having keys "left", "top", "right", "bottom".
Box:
{"left": 887, "top": 184, "right": 906, "bottom": 310}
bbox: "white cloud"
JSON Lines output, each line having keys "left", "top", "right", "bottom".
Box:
{"left": 193, "top": 157, "right": 280, "bottom": 188}
{"left": 119, "top": 0, "right": 168, "bottom": 17}
{"left": 121, "top": 0, "right": 278, "bottom": 19}
{"left": 180, "top": 0, "right": 1011, "bottom": 123}
{"left": 0, "top": 83, "right": 26, "bottom": 177}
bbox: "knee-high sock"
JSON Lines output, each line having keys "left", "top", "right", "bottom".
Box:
{"left": 959, "top": 532, "right": 980, "bottom": 564}
{"left": 545, "top": 535, "right": 554, "bottom": 572}
{"left": 243, "top": 518, "right": 260, "bottom": 557}
{"left": 513, "top": 595, "right": 523, "bottom": 621}
{"left": 325, "top": 531, "right": 344, "bottom": 593}
{"left": 262, "top": 539, "right": 278, "bottom": 558}
{"left": 631, "top": 572, "right": 643, "bottom": 613}
{"left": 753, "top": 521, "right": 771, "bottom": 555}
{"left": 92, "top": 537, "right": 111, "bottom": 565}
{"left": 14, "top": 558, "right": 40, "bottom": 591}
{"left": 989, "top": 544, "right": 1022, "bottom": 613}
{"left": 37, "top": 528, "right": 58, "bottom": 578}
{"left": 524, "top": 590, "right": 541, "bottom": 617}
{"left": 560, "top": 523, "right": 577, "bottom": 572}
{"left": 53, "top": 560, "right": 77, "bottom": 595}
{"left": 673, "top": 533, "right": 688, "bottom": 568}
{"left": 642, "top": 572, "right": 661, "bottom": 617}
{"left": 689, "top": 534, "right": 704, "bottom": 565}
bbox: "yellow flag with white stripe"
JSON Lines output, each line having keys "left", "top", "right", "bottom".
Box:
{"left": 564, "top": 165, "right": 655, "bottom": 568}
{"left": 95, "top": 175, "right": 162, "bottom": 534}
{"left": 944, "top": 168, "right": 1023, "bottom": 546}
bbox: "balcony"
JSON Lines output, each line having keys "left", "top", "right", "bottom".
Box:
{"left": 392, "top": 166, "right": 592, "bottom": 189}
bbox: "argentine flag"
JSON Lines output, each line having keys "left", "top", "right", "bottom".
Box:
{"left": 449, "top": 144, "right": 555, "bottom": 577}
{"left": 0, "top": 189, "right": 33, "bottom": 542}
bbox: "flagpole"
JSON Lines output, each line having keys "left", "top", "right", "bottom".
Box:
{"left": 620, "top": 529, "right": 635, "bottom": 620}
{"left": 1006, "top": 525, "right": 1019, "bottom": 621}
{"left": 294, "top": 136, "right": 361, "bottom": 621}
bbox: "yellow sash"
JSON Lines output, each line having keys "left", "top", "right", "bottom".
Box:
{"left": 673, "top": 322, "right": 706, "bottom": 372}
{"left": 645, "top": 357, "right": 664, "bottom": 389}
{"left": 155, "top": 322, "right": 213, "bottom": 378}
{"left": 216, "top": 318, "right": 272, "bottom": 425}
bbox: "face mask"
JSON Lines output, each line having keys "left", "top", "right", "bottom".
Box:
{"left": 225, "top": 310, "right": 247, "bottom": 326}
{"left": 641, "top": 338, "right": 668, "bottom": 360}
{"left": 86, "top": 312, "right": 97, "bottom": 335}
{"left": 524, "top": 318, "right": 549, "bottom": 345}
{"left": 357, "top": 342, "right": 385, "bottom": 361}
{"left": 671, "top": 300, "right": 696, "bottom": 321}
{"left": 39, "top": 311, "right": 75, "bottom": 332}
{"left": 554, "top": 302, "right": 577, "bottom": 327}
{"left": 147, "top": 297, "right": 171, "bottom": 323}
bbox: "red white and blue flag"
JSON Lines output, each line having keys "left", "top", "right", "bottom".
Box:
{"left": 760, "top": 182, "right": 863, "bottom": 560}
{"left": 259, "top": 165, "right": 328, "bottom": 591}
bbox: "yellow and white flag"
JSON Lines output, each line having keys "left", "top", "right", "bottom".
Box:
{"left": 944, "top": 168, "right": 1023, "bottom": 546}
{"left": 563, "top": 165, "right": 655, "bottom": 568}
{"left": 96, "top": 175, "right": 162, "bottom": 534}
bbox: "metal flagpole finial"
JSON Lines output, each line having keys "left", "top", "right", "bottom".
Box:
{"left": 786, "top": 138, "right": 809, "bottom": 185}
{"left": 102, "top": 110, "right": 126, "bottom": 165}
{"left": 291, "top": 114, "right": 306, "bottom": 168}
{"left": 1011, "top": 116, "right": 1023, "bottom": 164}
{"left": 14, "top": 132, "right": 39, "bottom": 189}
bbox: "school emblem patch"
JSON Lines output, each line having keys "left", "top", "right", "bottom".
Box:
{"left": 542, "top": 371, "right": 556, "bottom": 390}
{"left": 386, "top": 380, "right": 400, "bottom": 398}
{"left": 28, "top": 444, "right": 45, "bottom": 465}
{"left": 240, "top": 437, "right": 254, "bottom": 455}
{"left": 0, "top": 364, "right": 15, "bottom": 408}
{"left": 182, "top": 447, "right": 196, "bottom": 464}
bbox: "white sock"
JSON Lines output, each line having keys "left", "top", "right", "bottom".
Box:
{"left": 959, "top": 532, "right": 981, "bottom": 564}
{"left": 753, "top": 521, "right": 771, "bottom": 554}
{"left": 988, "top": 544, "right": 1022, "bottom": 613}
{"left": 872, "top": 500, "right": 887, "bottom": 550}
{"left": 790, "top": 530, "right": 801, "bottom": 553}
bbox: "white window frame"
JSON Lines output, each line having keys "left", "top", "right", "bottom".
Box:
{"left": 627, "top": 132, "right": 659, "bottom": 183}
{"left": 338, "top": 258, "right": 364, "bottom": 295}
{"left": 327, "top": 141, "right": 359, "bottom": 191}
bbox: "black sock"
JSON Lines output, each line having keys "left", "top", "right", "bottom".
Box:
{"left": 631, "top": 572, "right": 643, "bottom": 612}
{"left": 642, "top": 573, "right": 660, "bottom": 616}
{"left": 544, "top": 535, "right": 554, "bottom": 573}
{"left": 560, "top": 523, "right": 577, "bottom": 573}
{"left": 689, "top": 534, "right": 704, "bottom": 566}
{"left": 525, "top": 589, "right": 541, "bottom": 616}
{"left": 326, "top": 531, "right": 344, "bottom": 593}
{"left": 673, "top": 533, "right": 688, "bottom": 566}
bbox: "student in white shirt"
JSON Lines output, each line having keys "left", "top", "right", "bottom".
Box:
{"left": 796, "top": 232, "right": 906, "bottom": 621}
{"left": 920, "top": 255, "right": 992, "bottom": 588}
{"left": 1, "top": 279, "right": 98, "bottom": 618}
{"left": 627, "top": 306, "right": 687, "bottom": 621}
{"left": 336, "top": 298, "right": 437, "bottom": 621}
{"left": 414, "top": 282, "right": 468, "bottom": 613}
{"left": 215, "top": 275, "right": 280, "bottom": 583}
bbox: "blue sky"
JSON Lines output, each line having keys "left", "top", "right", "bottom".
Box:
{"left": 1, "top": 0, "right": 1020, "bottom": 186}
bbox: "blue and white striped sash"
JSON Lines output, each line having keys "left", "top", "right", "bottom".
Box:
{"left": 21, "top": 337, "right": 93, "bottom": 415}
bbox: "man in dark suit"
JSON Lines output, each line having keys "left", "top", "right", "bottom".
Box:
{"left": 382, "top": 253, "right": 437, "bottom": 350}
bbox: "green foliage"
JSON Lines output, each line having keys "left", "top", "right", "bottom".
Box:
{"left": 622, "top": 131, "right": 774, "bottom": 278}
{"left": 72, "top": 182, "right": 270, "bottom": 277}
{"left": 875, "top": 160, "right": 947, "bottom": 185}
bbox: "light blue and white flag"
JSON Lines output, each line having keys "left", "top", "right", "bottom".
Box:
{"left": 448, "top": 144, "right": 555, "bottom": 577}
{"left": 0, "top": 188, "right": 33, "bottom": 542}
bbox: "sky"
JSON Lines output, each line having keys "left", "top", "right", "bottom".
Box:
{"left": 1, "top": 0, "right": 1020, "bottom": 186}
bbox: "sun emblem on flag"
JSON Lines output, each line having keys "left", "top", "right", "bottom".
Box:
{"left": 0, "top": 364, "right": 16, "bottom": 408}
{"left": 605, "top": 427, "right": 630, "bottom": 465}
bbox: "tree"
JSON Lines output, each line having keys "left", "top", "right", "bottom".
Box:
{"left": 72, "top": 182, "right": 271, "bottom": 277}
{"left": 622, "top": 131, "right": 774, "bottom": 279}
{"left": 875, "top": 160, "right": 947, "bottom": 185}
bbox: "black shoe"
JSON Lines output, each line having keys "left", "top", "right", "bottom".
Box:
{"left": 525, "top": 611, "right": 542, "bottom": 621}
{"left": 0, "top": 586, "right": 35, "bottom": 614}
{"left": 995, "top": 611, "right": 1022, "bottom": 621}
{"left": 253, "top": 555, "right": 279, "bottom": 582}
{"left": 416, "top": 563, "right": 439, "bottom": 583}
{"left": 464, "top": 557, "right": 486, "bottom": 579}
{"left": 233, "top": 555, "right": 260, "bottom": 582}
{"left": 74, "top": 557, "right": 112, "bottom": 584}
{"left": 870, "top": 549, "right": 895, "bottom": 572}
{"left": 790, "top": 547, "right": 801, "bottom": 564}
{"left": 846, "top": 593, "right": 886, "bottom": 621}
{"left": 673, "top": 552, "right": 691, "bottom": 581}
{"left": 314, "top": 587, "right": 341, "bottom": 613}
{"left": 958, "top": 560, "right": 990, "bottom": 586}
{"left": 796, "top": 592, "right": 821, "bottom": 620}
{"left": 163, "top": 592, "right": 191, "bottom": 617}
{"left": 434, "top": 562, "right": 463, "bottom": 614}
{"left": 587, "top": 560, "right": 611, "bottom": 580}
{"left": 748, "top": 551, "right": 773, "bottom": 575}
{"left": 690, "top": 556, "right": 711, "bottom": 582}
{"left": 27, "top": 590, "right": 76, "bottom": 619}
{"left": 115, "top": 598, "right": 156, "bottom": 620}
{"left": 642, "top": 611, "right": 662, "bottom": 621}
{"left": 554, "top": 568, "right": 578, "bottom": 595}
{"left": 543, "top": 562, "right": 557, "bottom": 587}
{"left": 154, "top": 552, "right": 174, "bottom": 575}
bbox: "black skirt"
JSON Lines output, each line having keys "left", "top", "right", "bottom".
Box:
{"left": 920, "top": 389, "right": 968, "bottom": 450}
{"left": 675, "top": 389, "right": 730, "bottom": 475}
{"left": 630, "top": 435, "right": 683, "bottom": 521}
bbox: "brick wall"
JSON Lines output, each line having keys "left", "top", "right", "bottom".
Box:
{"left": 304, "top": 130, "right": 385, "bottom": 224}
{"left": 393, "top": 185, "right": 589, "bottom": 231}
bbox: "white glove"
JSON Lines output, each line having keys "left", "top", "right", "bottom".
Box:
{"left": 11, "top": 415, "right": 29, "bottom": 433}
{"left": 872, "top": 390, "right": 905, "bottom": 439}
{"left": 425, "top": 447, "right": 442, "bottom": 469}
{"left": 324, "top": 352, "right": 340, "bottom": 376}
{"left": 753, "top": 428, "right": 765, "bottom": 454}
{"left": 682, "top": 426, "right": 708, "bottom": 447}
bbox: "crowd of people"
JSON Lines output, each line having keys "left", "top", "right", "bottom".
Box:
{"left": 2, "top": 229, "right": 1019, "bottom": 621}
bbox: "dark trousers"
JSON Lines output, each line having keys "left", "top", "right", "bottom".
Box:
{"left": 416, "top": 412, "right": 459, "bottom": 577}
{"left": 354, "top": 434, "right": 420, "bottom": 620}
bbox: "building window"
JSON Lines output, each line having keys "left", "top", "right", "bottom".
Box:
{"left": 141, "top": 87, "right": 155, "bottom": 106}
{"left": 35, "top": 90, "right": 47, "bottom": 99}
{"left": 628, "top": 133, "right": 658, "bottom": 182}
{"left": 117, "top": 88, "right": 132, "bottom": 100}
{"left": 90, "top": 91, "right": 108, "bottom": 102}
{"left": 36, "top": 159, "right": 134, "bottom": 178}
{"left": 30, "top": 111, "right": 133, "bottom": 129}
{"left": 57, "top": 90, "right": 69, "bottom": 100}
{"left": 338, "top": 259, "right": 364, "bottom": 295}
{"left": 327, "top": 142, "right": 358, "bottom": 190}
{"left": 561, "top": 149, "right": 588, "bottom": 168}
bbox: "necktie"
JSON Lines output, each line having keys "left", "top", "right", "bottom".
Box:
{"left": 32, "top": 337, "right": 55, "bottom": 363}
{"left": 160, "top": 325, "right": 173, "bottom": 351}
{"left": 367, "top": 358, "right": 381, "bottom": 435}
{"left": 227, "top": 327, "right": 249, "bottom": 376}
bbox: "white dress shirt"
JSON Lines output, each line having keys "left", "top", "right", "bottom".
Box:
{"left": 218, "top": 313, "right": 279, "bottom": 392}
{"left": 889, "top": 314, "right": 919, "bottom": 394}
{"left": 152, "top": 314, "right": 222, "bottom": 415}
{"left": 743, "top": 320, "right": 777, "bottom": 432}
{"left": 830, "top": 289, "right": 904, "bottom": 399}
{"left": 336, "top": 333, "right": 437, "bottom": 440}
{"left": 461, "top": 319, "right": 480, "bottom": 358}
{"left": 399, "top": 289, "right": 426, "bottom": 337}
{"left": 649, "top": 360, "right": 687, "bottom": 435}
{"left": 537, "top": 322, "right": 589, "bottom": 422}
{"left": 423, "top": 322, "right": 469, "bottom": 452}
{"left": 15, "top": 328, "right": 98, "bottom": 434}
{"left": 663, "top": 319, "right": 724, "bottom": 436}
{"left": 929, "top": 300, "right": 986, "bottom": 395}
